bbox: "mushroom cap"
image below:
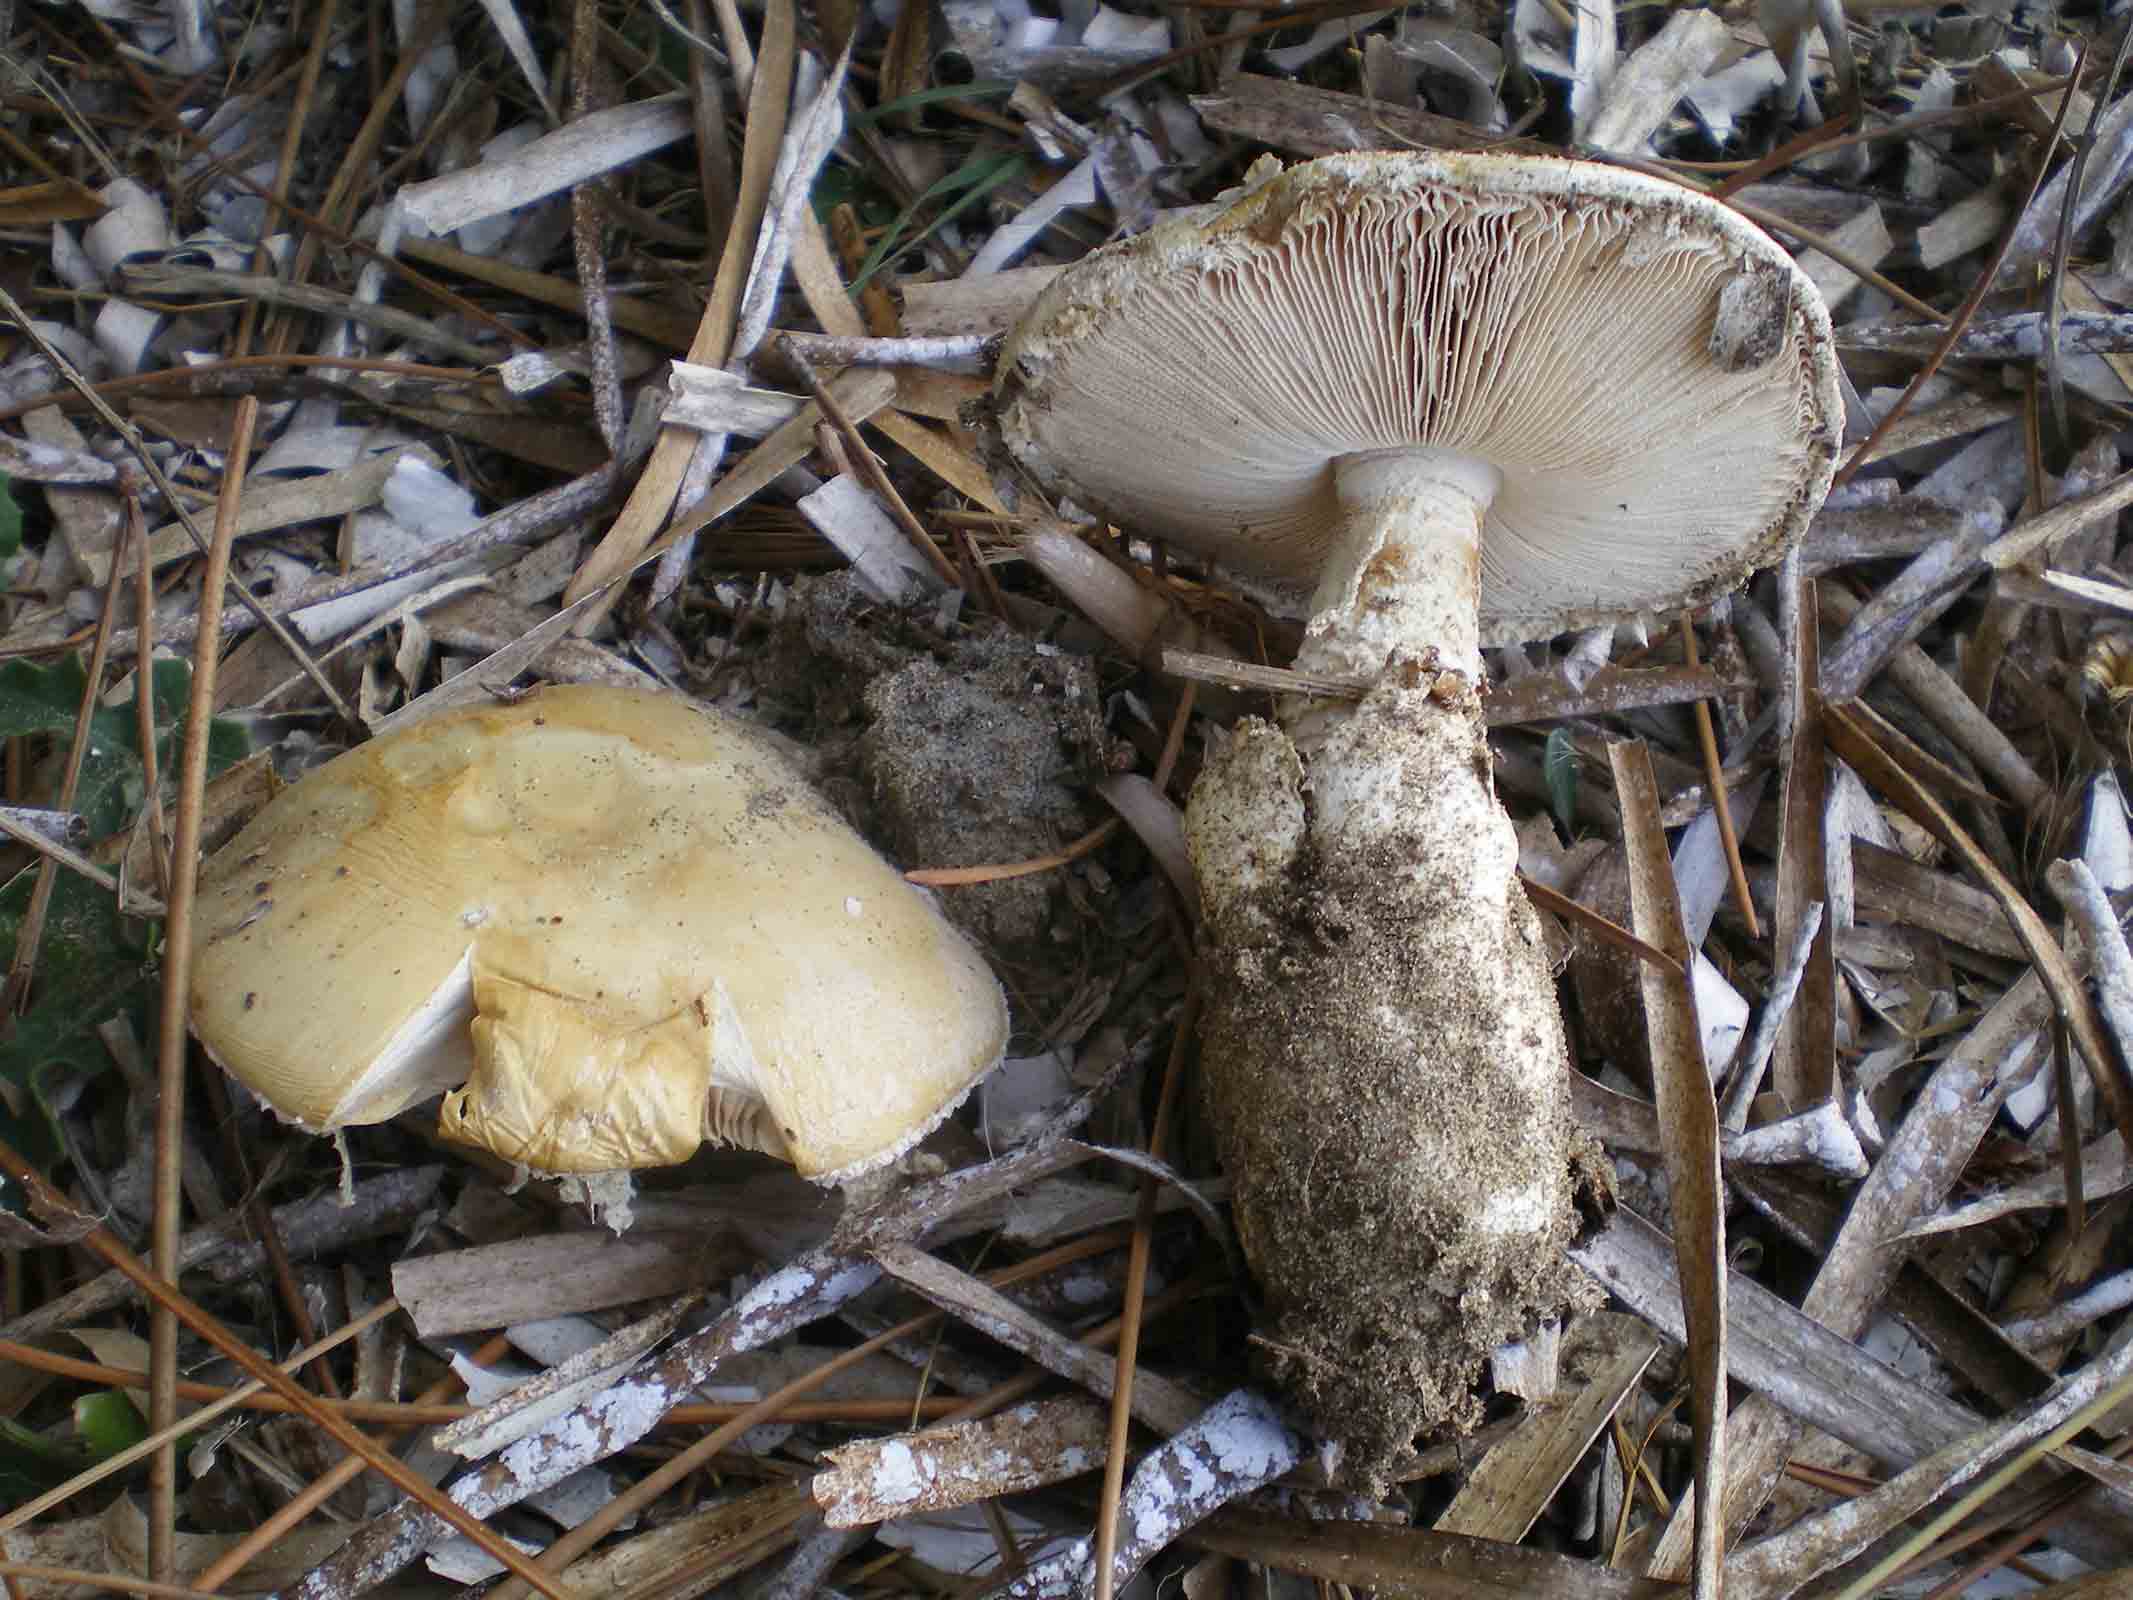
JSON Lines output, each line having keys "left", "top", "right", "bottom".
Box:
{"left": 996, "top": 151, "right": 1844, "bottom": 644}
{"left": 188, "top": 685, "right": 1008, "bottom": 1181}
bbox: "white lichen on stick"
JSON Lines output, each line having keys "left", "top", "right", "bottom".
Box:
{"left": 1003, "top": 1389, "right": 1303, "bottom": 1598}
{"left": 813, "top": 1398, "right": 1107, "bottom": 1525}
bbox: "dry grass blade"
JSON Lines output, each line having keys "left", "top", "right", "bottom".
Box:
{"left": 2042, "top": 29, "right": 2133, "bottom": 442}
{"left": 1986, "top": 1573, "right": 2133, "bottom": 1600}
{"left": 484, "top": 1430, "right": 812, "bottom": 1600}
{"left": 1522, "top": 874, "right": 1683, "bottom": 976}
{"left": 2049, "top": 858, "right": 2133, "bottom": 1095}
{"left": 1824, "top": 697, "right": 2133, "bottom": 1150}
{"left": 1608, "top": 740, "right": 1727, "bottom": 1597}
{"left": 1573, "top": 1208, "right": 1974, "bottom": 1469}
{"left": 0, "top": 1298, "right": 399, "bottom": 1540}
{"left": 1983, "top": 466, "right": 2133, "bottom": 572}
{"left": 1435, "top": 1314, "right": 1663, "bottom": 1541}
{"left": 870, "top": 1241, "right": 1203, "bottom": 1434}
{"left": 0, "top": 288, "right": 350, "bottom": 716}
{"left": 1573, "top": 1201, "right": 2133, "bottom": 1575}
{"left": 1092, "top": 775, "right": 1197, "bottom": 915}
{"left": 1907, "top": 1127, "right": 2129, "bottom": 1237}
{"left": 1654, "top": 940, "right": 2128, "bottom": 1567}
{"left": 1487, "top": 663, "right": 1751, "bottom": 727}
{"left": 1820, "top": 584, "right": 2053, "bottom": 812}
{"left": 188, "top": 1330, "right": 519, "bottom": 1592}
{"left": 1828, "top": 40, "right": 2088, "bottom": 491}
{"left": 1719, "top": 901, "right": 1825, "bottom": 1133}
{"left": 562, "top": 0, "right": 796, "bottom": 619}
{"left": 1773, "top": 555, "right": 1837, "bottom": 1108}
{"left": 0, "top": 474, "right": 130, "bottom": 1010}
{"left": 0, "top": 1167, "right": 443, "bottom": 1343}
{"left": 1186, "top": 1506, "right": 1688, "bottom": 1597}
{"left": 779, "top": 338, "right": 965, "bottom": 592}
{"left": 0, "top": 1564, "right": 229, "bottom": 1600}
{"left": 1157, "top": 648, "right": 1366, "bottom": 700}
{"left": 1729, "top": 1325, "right": 2133, "bottom": 1599}
{"left": 553, "top": 1480, "right": 815, "bottom": 1599}
{"left": 0, "top": 804, "right": 120, "bottom": 894}
{"left": 638, "top": 368, "right": 900, "bottom": 562}
{"left": 1677, "top": 616, "right": 1758, "bottom": 936}
{"left": 1824, "top": 691, "right": 2005, "bottom": 812}
{"left": 0, "top": 1335, "right": 908, "bottom": 1431}
{"left": 276, "top": 1144, "right": 1098, "bottom": 1597}
{"left": 1191, "top": 71, "right": 1558, "bottom": 158}
{"left": 1090, "top": 963, "right": 1196, "bottom": 1600}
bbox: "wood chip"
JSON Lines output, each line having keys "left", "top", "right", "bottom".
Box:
{"left": 814, "top": 1398, "right": 1109, "bottom": 1526}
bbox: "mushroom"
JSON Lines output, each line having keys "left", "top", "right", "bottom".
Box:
{"left": 996, "top": 151, "right": 1841, "bottom": 1483}
{"left": 189, "top": 684, "right": 1008, "bottom": 1185}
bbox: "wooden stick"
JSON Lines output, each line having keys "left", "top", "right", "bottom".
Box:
{"left": 0, "top": 1300, "right": 399, "bottom": 1539}
{"left": 0, "top": 1136, "right": 578, "bottom": 1600}
{"left": 1680, "top": 615, "right": 1759, "bottom": 938}
{"left": 148, "top": 393, "right": 258, "bottom": 1580}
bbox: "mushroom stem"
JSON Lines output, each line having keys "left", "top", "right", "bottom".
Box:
{"left": 1181, "top": 451, "right": 1592, "bottom": 1484}
{"left": 1000, "top": 148, "right": 1841, "bottom": 1491}
{"left": 1280, "top": 447, "right": 1496, "bottom": 754}
{"left": 1299, "top": 448, "right": 1497, "bottom": 683}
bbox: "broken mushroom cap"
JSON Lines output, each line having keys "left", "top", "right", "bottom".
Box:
{"left": 188, "top": 685, "right": 1008, "bottom": 1181}
{"left": 996, "top": 150, "right": 1844, "bottom": 645}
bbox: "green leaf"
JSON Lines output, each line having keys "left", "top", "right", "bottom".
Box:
{"left": 0, "top": 1053, "right": 62, "bottom": 1177}
{"left": 0, "top": 1085, "right": 59, "bottom": 1183}
{"left": 1544, "top": 726, "right": 1577, "bottom": 840}
{"left": 0, "top": 656, "right": 248, "bottom": 835}
{"left": 73, "top": 1390, "right": 148, "bottom": 1457}
{"left": 0, "top": 1391, "right": 150, "bottom": 1501}
{"left": 855, "top": 79, "right": 1015, "bottom": 125}
{"left": 0, "top": 657, "right": 248, "bottom": 1151}
{"left": 0, "top": 866, "right": 155, "bottom": 1137}
{"left": 0, "top": 473, "right": 20, "bottom": 563}
{"left": 851, "top": 150, "right": 1028, "bottom": 291}
{"left": 809, "top": 164, "right": 901, "bottom": 230}
{"left": 0, "top": 653, "right": 96, "bottom": 738}
{"left": 0, "top": 1416, "right": 99, "bottom": 1499}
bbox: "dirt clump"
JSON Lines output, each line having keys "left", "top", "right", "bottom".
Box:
{"left": 774, "top": 576, "right": 1114, "bottom": 958}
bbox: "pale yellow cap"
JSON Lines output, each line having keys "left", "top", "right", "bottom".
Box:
{"left": 189, "top": 685, "right": 1008, "bottom": 1180}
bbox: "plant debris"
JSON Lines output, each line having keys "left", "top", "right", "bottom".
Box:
{"left": 14, "top": 0, "right": 2133, "bottom": 1594}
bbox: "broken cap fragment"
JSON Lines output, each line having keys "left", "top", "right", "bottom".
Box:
{"left": 996, "top": 149, "right": 1843, "bottom": 646}
{"left": 188, "top": 684, "right": 1008, "bottom": 1181}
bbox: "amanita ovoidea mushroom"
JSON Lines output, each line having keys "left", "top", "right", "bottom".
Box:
{"left": 997, "top": 150, "right": 1842, "bottom": 1481}
{"left": 189, "top": 684, "right": 1008, "bottom": 1184}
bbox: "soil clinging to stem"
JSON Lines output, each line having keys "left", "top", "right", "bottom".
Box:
{"left": 1187, "top": 658, "right": 1605, "bottom": 1487}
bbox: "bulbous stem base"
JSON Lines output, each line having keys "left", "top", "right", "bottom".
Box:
{"left": 1182, "top": 448, "right": 1596, "bottom": 1487}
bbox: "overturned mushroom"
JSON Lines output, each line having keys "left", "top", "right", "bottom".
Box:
{"left": 997, "top": 151, "right": 1841, "bottom": 1483}
{"left": 189, "top": 685, "right": 1008, "bottom": 1183}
